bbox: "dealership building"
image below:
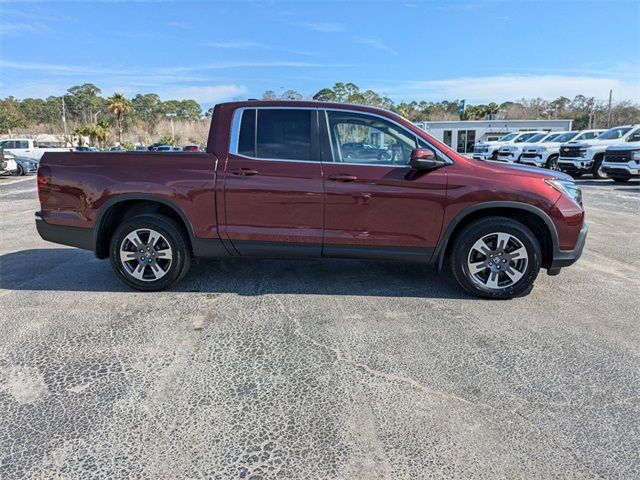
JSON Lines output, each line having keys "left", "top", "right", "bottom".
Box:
{"left": 415, "top": 119, "right": 573, "bottom": 154}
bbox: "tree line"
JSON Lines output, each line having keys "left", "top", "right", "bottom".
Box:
{"left": 1, "top": 82, "right": 638, "bottom": 147}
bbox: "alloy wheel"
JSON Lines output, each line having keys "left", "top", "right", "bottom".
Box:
{"left": 119, "top": 228, "right": 173, "bottom": 281}
{"left": 466, "top": 232, "right": 529, "bottom": 290}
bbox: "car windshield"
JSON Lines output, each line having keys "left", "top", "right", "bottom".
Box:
{"left": 525, "top": 133, "right": 546, "bottom": 143}
{"left": 553, "top": 132, "right": 578, "bottom": 143}
{"left": 542, "top": 133, "right": 561, "bottom": 142}
{"left": 499, "top": 133, "right": 518, "bottom": 142}
{"left": 597, "top": 127, "right": 632, "bottom": 140}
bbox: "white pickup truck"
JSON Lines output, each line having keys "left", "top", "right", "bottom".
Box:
{"left": 496, "top": 131, "right": 557, "bottom": 163}
{"left": 472, "top": 131, "right": 543, "bottom": 160}
{"left": 519, "top": 130, "right": 604, "bottom": 169}
{"left": 1, "top": 150, "right": 18, "bottom": 176}
{"left": 601, "top": 142, "right": 640, "bottom": 182}
{"left": 0, "top": 138, "right": 72, "bottom": 161}
{"left": 557, "top": 125, "right": 640, "bottom": 178}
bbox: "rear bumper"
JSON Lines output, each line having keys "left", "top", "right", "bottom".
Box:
{"left": 548, "top": 223, "right": 588, "bottom": 273}
{"left": 35, "top": 214, "right": 94, "bottom": 251}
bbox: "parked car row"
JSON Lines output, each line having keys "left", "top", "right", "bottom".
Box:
{"left": 472, "top": 125, "right": 640, "bottom": 182}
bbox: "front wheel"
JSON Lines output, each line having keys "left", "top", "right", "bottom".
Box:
{"left": 545, "top": 155, "right": 559, "bottom": 170}
{"left": 592, "top": 156, "right": 608, "bottom": 179}
{"left": 109, "top": 214, "right": 191, "bottom": 291}
{"left": 451, "top": 217, "right": 542, "bottom": 299}
{"left": 13, "top": 164, "right": 24, "bottom": 176}
{"left": 612, "top": 177, "right": 630, "bottom": 183}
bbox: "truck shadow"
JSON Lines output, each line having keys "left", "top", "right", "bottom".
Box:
{"left": 0, "top": 248, "right": 473, "bottom": 299}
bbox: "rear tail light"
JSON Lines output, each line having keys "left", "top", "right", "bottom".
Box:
{"left": 37, "top": 164, "right": 52, "bottom": 206}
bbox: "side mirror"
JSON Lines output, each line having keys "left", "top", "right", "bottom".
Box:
{"left": 410, "top": 148, "right": 447, "bottom": 170}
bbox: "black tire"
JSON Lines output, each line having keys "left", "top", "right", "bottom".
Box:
{"left": 450, "top": 217, "right": 542, "bottom": 299}
{"left": 569, "top": 172, "right": 583, "bottom": 178}
{"left": 592, "top": 155, "right": 608, "bottom": 179}
{"left": 109, "top": 214, "right": 191, "bottom": 291}
{"left": 13, "top": 164, "right": 24, "bottom": 176}
{"left": 545, "top": 155, "right": 559, "bottom": 170}
{"left": 612, "top": 177, "right": 630, "bottom": 183}
{"left": 490, "top": 151, "right": 498, "bottom": 160}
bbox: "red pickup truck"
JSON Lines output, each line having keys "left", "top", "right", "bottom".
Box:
{"left": 36, "top": 101, "right": 587, "bottom": 299}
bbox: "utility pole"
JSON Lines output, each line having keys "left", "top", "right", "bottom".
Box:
{"left": 607, "top": 89, "right": 613, "bottom": 128}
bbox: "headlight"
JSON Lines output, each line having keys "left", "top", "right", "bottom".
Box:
{"left": 538, "top": 147, "right": 546, "bottom": 152}
{"left": 545, "top": 178, "right": 582, "bottom": 204}
{"left": 632, "top": 151, "right": 640, "bottom": 161}
{"left": 579, "top": 149, "right": 588, "bottom": 158}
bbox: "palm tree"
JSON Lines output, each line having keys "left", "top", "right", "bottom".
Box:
{"left": 106, "top": 93, "right": 132, "bottom": 145}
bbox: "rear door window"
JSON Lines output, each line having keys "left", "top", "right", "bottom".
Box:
{"left": 256, "top": 109, "right": 311, "bottom": 161}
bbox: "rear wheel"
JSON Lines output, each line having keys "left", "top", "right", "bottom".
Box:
{"left": 451, "top": 217, "right": 542, "bottom": 299}
{"left": 109, "top": 214, "right": 191, "bottom": 291}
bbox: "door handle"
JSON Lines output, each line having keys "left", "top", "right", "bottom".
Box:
{"left": 230, "top": 168, "right": 259, "bottom": 176}
{"left": 328, "top": 174, "right": 358, "bottom": 182}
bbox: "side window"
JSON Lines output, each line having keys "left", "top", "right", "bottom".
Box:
{"left": 627, "top": 129, "right": 640, "bottom": 142}
{"left": 18, "top": 140, "right": 29, "bottom": 149}
{"left": 256, "top": 109, "right": 311, "bottom": 160}
{"left": 326, "top": 111, "right": 418, "bottom": 165}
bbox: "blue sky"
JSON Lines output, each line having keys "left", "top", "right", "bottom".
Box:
{"left": 0, "top": 0, "right": 638, "bottom": 108}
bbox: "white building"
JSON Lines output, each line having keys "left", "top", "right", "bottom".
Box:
{"left": 415, "top": 119, "right": 573, "bottom": 154}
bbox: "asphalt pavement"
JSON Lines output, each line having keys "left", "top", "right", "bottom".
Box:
{"left": 0, "top": 174, "right": 638, "bottom": 479}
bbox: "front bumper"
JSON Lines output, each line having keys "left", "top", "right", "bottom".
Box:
{"left": 472, "top": 152, "right": 492, "bottom": 160}
{"left": 497, "top": 153, "right": 517, "bottom": 162}
{"left": 601, "top": 162, "right": 640, "bottom": 178}
{"left": 548, "top": 223, "right": 588, "bottom": 274}
{"left": 557, "top": 158, "right": 593, "bottom": 174}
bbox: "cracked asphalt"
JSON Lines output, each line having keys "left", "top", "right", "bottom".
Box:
{"left": 0, "top": 175, "right": 639, "bottom": 479}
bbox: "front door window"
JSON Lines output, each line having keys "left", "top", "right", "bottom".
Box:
{"left": 326, "top": 111, "right": 418, "bottom": 165}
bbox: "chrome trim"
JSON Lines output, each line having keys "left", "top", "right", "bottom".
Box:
{"left": 229, "top": 106, "right": 320, "bottom": 158}
{"left": 229, "top": 104, "right": 454, "bottom": 166}
{"left": 230, "top": 152, "right": 321, "bottom": 164}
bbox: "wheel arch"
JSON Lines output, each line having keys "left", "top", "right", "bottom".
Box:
{"left": 94, "top": 195, "right": 195, "bottom": 259}
{"left": 434, "top": 202, "right": 558, "bottom": 271}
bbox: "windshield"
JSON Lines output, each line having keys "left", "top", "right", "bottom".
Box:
{"left": 525, "top": 133, "right": 546, "bottom": 143}
{"left": 553, "top": 132, "right": 578, "bottom": 143}
{"left": 514, "top": 132, "right": 538, "bottom": 143}
{"left": 598, "top": 127, "right": 632, "bottom": 140}
{"left": 542, "top": 133, "right": 561, "bottom": 142}
{"left": 499, "top": 133, "right": 518, "bottom": 142}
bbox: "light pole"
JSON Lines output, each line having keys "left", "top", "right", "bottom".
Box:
{"left": 166, "top": 113, "right": 176, "bottom": 144}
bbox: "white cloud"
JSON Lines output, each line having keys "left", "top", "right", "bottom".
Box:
{"left": 357, "top": 37, "right": 398, "bottom": 55}
{"left": 206, "top": 41, "right": 264, "bottom": 49}
{"left": 0, "top": 21, "right": 47, "bottom": 36}
{"left": 375, "top": 74, "right": 640, "bottom": 103}
{"left": 304, "top": 22, "right": 345, "bottom": 33}
{"left": 159, "top": 85, "right": 248, "bottom": 104}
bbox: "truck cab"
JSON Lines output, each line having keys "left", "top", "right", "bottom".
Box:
{"left": 519, "top": 130, "right": 604, "bottom": 169}
{"left": 557, "top": 125, "right": 640, "bottom": 178}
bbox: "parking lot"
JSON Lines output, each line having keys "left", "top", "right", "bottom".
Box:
{"left": 0, "top": 175, "right": 638, "bottom": 479}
